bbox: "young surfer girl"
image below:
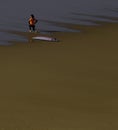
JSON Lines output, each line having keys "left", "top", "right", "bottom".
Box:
{"left": 28, "top": 14, "right": 38, "bottom": 32}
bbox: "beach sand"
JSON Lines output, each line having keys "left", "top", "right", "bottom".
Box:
{"left": 0, "top": 22, "right": 118, "bottom": 130}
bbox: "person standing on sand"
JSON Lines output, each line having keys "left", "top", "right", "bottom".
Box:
{"left": 28, "top": 14, "right": 38, "bottom": 32}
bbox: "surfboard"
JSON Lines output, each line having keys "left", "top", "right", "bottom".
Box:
{"left": 32, "top": 36, "right": 58, "bottom": 42}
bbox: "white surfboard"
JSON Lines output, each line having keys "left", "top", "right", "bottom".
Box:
{"left": 32, "top": 36, "right": 58, "bottom": 42}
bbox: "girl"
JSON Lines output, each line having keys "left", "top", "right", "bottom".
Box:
{"left": 28, "top": 14, "right": 38, "bottom": 32}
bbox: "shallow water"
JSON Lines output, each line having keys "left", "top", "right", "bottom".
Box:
{"left": 0, "top": 0, "right": 118, "bottom": 45}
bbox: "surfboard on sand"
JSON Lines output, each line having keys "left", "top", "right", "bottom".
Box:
{"left": 32, "top": 36, "right": 59, "bottom": 42}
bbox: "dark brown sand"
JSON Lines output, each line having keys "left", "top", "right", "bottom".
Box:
{"left": 0, "top": 23, "right": 118, "bottom": 130}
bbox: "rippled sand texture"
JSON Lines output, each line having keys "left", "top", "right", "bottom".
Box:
{"left": 0, "top": 22, "right": 118, "bottom": 130}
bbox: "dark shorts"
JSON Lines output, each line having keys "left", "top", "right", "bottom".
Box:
{"left": 29, "top": 25, "right": 35, "bottom": 31}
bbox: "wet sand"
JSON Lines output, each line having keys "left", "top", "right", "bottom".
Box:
{"left": 0, "top": 22, "right": 118, "bottom": 130}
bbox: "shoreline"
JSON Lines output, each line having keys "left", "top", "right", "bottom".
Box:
{"left": 0, "top": 22, "right": 118, "bottom": 129}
